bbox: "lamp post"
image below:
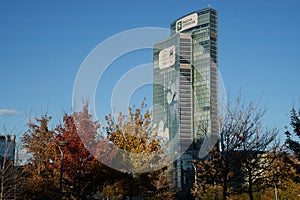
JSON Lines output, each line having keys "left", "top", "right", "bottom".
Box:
{"left": 57, "top": 141, "right": 69, "bottom": 200}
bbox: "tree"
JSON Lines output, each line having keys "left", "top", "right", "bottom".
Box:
{"left": 192, "top": 97, "right": 281, "bottom": 200}
{"left": 150, "top": 169, "right": 176, "bottom": 199}
{"left": 53, "top": 104, "right": 114, "bottom": 199}
{"left": 22, "top": 115, "right": 55, "bottom": 175}
{"left": 233, "top": 102, "right": 280, "bottom": 200}
{"left": 20, "top": 102, "right": 172, "bottom": 199}
{"left": 102, "top": 180, "right": 127, "bottom": 200}
{"left": 0, "top": 134, "right": 24, "bottom": 200}
{"left": 285, "top": 107, "right": 300, "bottom": 182}
{"left": 21, "top": 105, "right": 119, "bottom": 199}
{"left": 21, "top": 115, "right": 58, "bottom": 199}
{"left": 54, "top": 113, "right": 93, "bottom": 199}
{"left": 72, "top": 102, "right": 107, "bottom": 159}
{"left": 262, "top": 152, "right": 300, "bottom": 199}
{"left": 105, "top": 102, "right": 167, "bottom": 173}
{"left": 104, "top": 101, "right": 169, "bottom": 199}
{"left": 191, "top": 146, "right": 225, "bottom": 200}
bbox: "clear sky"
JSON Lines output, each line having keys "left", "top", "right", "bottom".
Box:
{"left": 1, "top": 0, "right": 300, "bottom": 141}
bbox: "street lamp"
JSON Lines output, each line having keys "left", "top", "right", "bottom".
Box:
{"left": 57, "top": 141, "right": 69, "bottom": 200}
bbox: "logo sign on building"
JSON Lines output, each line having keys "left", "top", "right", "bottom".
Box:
{"left": 159, "top": 45, "right": 175, "bottom": 69}
{"left": 176, "top": 13, "right": 198, "bottom": 33}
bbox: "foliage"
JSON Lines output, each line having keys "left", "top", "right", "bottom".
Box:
{"left": 22, "top": 115, "right": 55, "bottom": 175}
{"left": 275, "top": 178, "right": 300, "bottom": 199}
{"left": 191, "top": 146, "right": 229, "bottom": 200}
{"left": 149, "top": 169, "right": 175, "bottom": 199}
{"left": 21, "top": 105, "right": 117, "bottom": 199}
{"left": 102, "top": 180, "right": 127, "bottom": 200}
{"left": 54, "top": 113, "right": 95, "bottom": 198}
{"left": 192, "top": 97, "right": 281, "bottom": 200}
{"left": 104, "top": 102, "right": 172, "bottom": 199}
{"left": 21, "top": 115, "right": 58, "bottom": 199}
{"left": 193, "top": 185, "right": 222, "bottom": 200}
{"left": 14, "top": 101, "right": 300, "bottom": 199}
{"left": 105, "top": 101, "right": 166, "bottom": 173}
{"left": 285, "top": 107, "right": 300, "bottom": 182}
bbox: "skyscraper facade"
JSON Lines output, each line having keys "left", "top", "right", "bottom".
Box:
{"left": 0, "top": 135, "right": 16, "bottom": 163}
{"left": 153, "top": 7, "right": 218, "bottom": 195}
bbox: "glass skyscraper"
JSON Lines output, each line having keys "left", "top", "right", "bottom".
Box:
{"left": 153, "top": 7, "right": 218, "bottom": 196}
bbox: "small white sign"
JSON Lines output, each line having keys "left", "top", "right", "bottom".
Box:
{"left": 159, "top": 45, "right": 176, "bottom": 69}
{"left": 176, "top": 13, "right": 198, "bottom": 33}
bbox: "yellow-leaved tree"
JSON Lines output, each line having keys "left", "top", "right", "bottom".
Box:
{"left": 104, "top": 101, "right": 173, "bottom": 199}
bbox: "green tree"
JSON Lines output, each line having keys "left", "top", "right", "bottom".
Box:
{"left": 285, "top": 107, "right": 300, "bottom": 182}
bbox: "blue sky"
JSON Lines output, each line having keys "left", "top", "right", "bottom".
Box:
{"left": 0, "top": 0, "right": 300, "bottom": 141}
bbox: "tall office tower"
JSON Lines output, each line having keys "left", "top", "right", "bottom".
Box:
{"left": 153, "top": 7, "right": 218, "bottom": 196}
{"left": 0, "top": 135, "right": 16, "bottom": 163}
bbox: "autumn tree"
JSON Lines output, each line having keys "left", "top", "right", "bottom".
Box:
{"left": 53, "top": 113, "right": 92, "bottom": 199}
{"left": 149, "top": 168, "right": 175, "bottom": 199}
{"left": 53, "top": 102, "right": 115, "bottom": 199}
{"left": 102, "top": 180, "right": 127, "bottom": 200}
{"left": 21, "top": 115, "right": 58, "bottom": 199}
{"left": 105, "top": 102, "right": 167, "bottom": 172}
{"left": 104, "top": 101, "right": 170, "bottom": 199}
{"left": 260, "top": 151, "right": 300, "bottom": 199}
{"left": 229, "top": 100, "right": 280, "bottom": 200}
{"left": 191, "top": 146, "right": 224, "bottom": 200}
{"left": 22, "top": 115, "right": 55, "bottom": 175}
{"left": 192, "top": 97, "right": 281, "bottom": 200}
{"left": 20, "top": 102, "right": 171, "bottom": 199}
{"left": 72, "top": 102, "right": 101, "bottom": 154}
{"left": 21, "top": 105, "right": 115, "bottom": 199}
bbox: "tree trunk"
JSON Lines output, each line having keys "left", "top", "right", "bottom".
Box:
{"left": 248, "top": 171, "right": 254, "bottom": 200}
{"left": 222, "top": 164, "right": 228, "bottom": 200}
{"left": 0, "top": 167, "right": 4, "bottom": 200}
{"left": 222, "top": 184, "right": 227, "bottom": 200}
{"left": 0, "top": 143, "right": 7, "bottom": 200}
{"left": 130, "top": 174, "right": 133, "bottom": 200}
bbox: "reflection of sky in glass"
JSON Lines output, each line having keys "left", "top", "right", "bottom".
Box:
{"left": 0, "top": 138, "right": 15, "bottom": 160}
